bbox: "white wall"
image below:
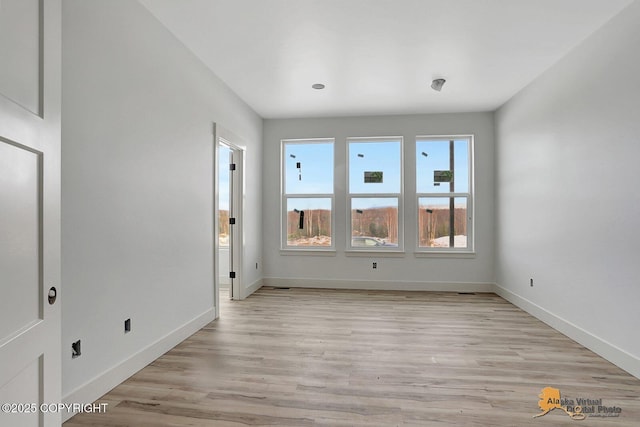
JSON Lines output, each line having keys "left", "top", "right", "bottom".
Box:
{"left": 263, "top": 113, "right": 495, "bottom": 290}
{"left": 219, "top": 247, "right": 231, "bottom": 286}
{"left": 495, "top": 1, "right": 640, "bottom": 377}
{"left": 61, "top": 0, "right": 262, "bottom": 408}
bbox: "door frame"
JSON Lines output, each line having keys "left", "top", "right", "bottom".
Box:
{"left": 213, "top": 123, "right": 245, "bottom": 315}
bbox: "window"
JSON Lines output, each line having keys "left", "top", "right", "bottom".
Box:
{"left": 347, "top": 137, "right": 402, "bottom": 250}
{"left": 282, "top": 139, "right": 334, "bottom": 249}
{"left": 416, "top": 136, "right": 473, "bottom": 251}
{"left": 218, "top": 144, "right": 231, "bottom": 249}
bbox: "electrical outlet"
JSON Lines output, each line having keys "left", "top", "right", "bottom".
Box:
{"left": 372, "top": 262, "right": 377, "bottom": 269}
{"left": 530, "top": 278, "right": 534, "bottom": 287}
{"left": 72, "top": 340, "right": 81, "bottom": 358}
{"left": 124, "top": 318, "right": 131, "bottom": 333}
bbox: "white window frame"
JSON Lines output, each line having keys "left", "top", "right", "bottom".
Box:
{"left": 415, "top": 135, "right": 474, "bottom": 254}
{"left": 346, "top": 136, "right": 404, "bottom": 252}
{"left": 281, "top": 138, "right": 335, "bottom": 252}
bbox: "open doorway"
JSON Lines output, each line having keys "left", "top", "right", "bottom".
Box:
{"left": 218, "top": 143, "right": 232, "bottom": 301}
{"left": 214, "top": 123, "right": 244, "bottom": 318}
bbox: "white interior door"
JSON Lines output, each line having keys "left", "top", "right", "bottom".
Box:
{"left": 0, "top": 1, "right": 61, "bottom": 426}
{"left": 226, "top": 144, "right": 244, "bottom": 300}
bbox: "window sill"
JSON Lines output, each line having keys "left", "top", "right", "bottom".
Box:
{"left": 414, "top": 251, "right": 476, "bottom": 258}
{"left": 345, "top": 250, "right": 405, "bottom": 258}
{"left": 279, "top": 249, "right": 336, "bottom": 256}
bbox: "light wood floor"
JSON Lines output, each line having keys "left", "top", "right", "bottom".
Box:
{"left": 65, "top": 287, "right": 640, "bottom": 426}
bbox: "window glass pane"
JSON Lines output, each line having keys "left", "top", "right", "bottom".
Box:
{"left": 351, "top": 198, "right": 398, "bottom": 247}
{"left": 416, "top": 139, "right": 469, "bottom": 194}
{"left": 418, "top": 197, "right": 468, "bottom": 248}
{"left": 218, "top": 145, "right": 231, "bottom": 247}
{"left": 349, "top": 139, "right": 401, "bottom": 194}
{"left": 285, "top": 142, "right": 333, "bottom": 194}
{"left": 286, "top": 198, "right": 332, "bottom": 246}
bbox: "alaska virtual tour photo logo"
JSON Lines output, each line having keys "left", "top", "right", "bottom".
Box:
{"left": 534, "top": 387, "right": 622, "bottom": 420}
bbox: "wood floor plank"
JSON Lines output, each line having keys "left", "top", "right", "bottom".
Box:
{"left": 64, "top": 288, "right": 640, "bottom": 426}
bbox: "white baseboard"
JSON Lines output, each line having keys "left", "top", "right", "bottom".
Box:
{"left": 243, "top": 278, "right": 263, "bottom": 299}
{"left": 262, "top": 277, "right": 494, "bottom": 292}
{"left": 60, "top": 279, "right": 638, "bottom": 424}
{"left": 61, "top": 308, "right": 215, "bottom": 422}
{"left": 494, "top": 283, "right": 640, "bottom": 380}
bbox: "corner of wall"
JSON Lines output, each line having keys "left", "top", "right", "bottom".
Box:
{"left": 493, "top": 283, "right": 640, "bottom": 380}
{"left": 243, "top": 278, "right": 263, "bottom": 300}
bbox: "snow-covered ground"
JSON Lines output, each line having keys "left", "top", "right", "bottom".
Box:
{"left": 288, "top": 235, "right": 331, "bottom": 246}
{"left": 288, "top": 235, "right": 467, "bottom": 248}
{"left": 287, "top": 234, "right": 467, "bottom": 247}
{"left": 430, "top": 235, "right": 467, "bottom": 247}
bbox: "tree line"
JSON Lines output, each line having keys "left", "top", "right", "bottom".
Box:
{"left": 418, "top": 206, "right": 467, "bottom": 246}
{"left": 287, "top": 209, "right": 332, "bottom": 240}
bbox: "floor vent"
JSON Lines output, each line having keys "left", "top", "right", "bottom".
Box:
{"left": 458, "top": 292, "right": 476, "bottom": 295}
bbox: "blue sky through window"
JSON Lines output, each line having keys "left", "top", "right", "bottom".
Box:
{"left": 416, "top": 139, "right": 469, "bottom": 194}
{"left": 284, "top": 141, "right": 333, "bottom": 194}
{"left": 218, "top": 145, "right": 231, "bottom": 210}
{"left": 349, "top": 139, "right": 401, "bottom": 195}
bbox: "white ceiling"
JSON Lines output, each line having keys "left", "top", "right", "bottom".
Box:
{"left": 139, "top": 0, "right": 632, "bottom": 119}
